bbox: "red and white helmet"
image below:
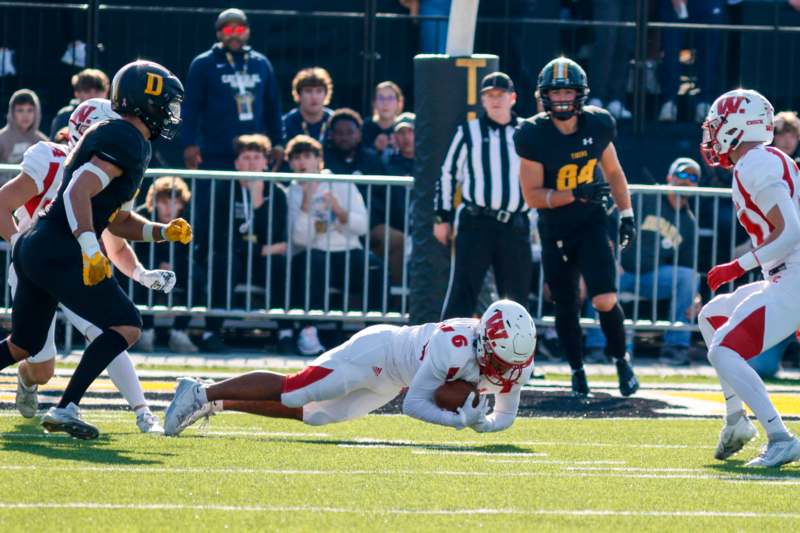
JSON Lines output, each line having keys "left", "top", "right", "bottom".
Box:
{"left": 701, "top": 89, "right": 774, "bottom": 169}
{"left": 67, "top": 97, "right": 120, "bottom": 150}
{"left": 476, "top": 299, "right": 536, "bottom": 388}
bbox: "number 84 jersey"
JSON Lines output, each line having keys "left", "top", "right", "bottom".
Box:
{"left": 513, "top": 105, "right": 616, "bottom": 240}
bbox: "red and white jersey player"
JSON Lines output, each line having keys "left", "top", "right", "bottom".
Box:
{"left": 163, "top": 299, "right": 536, "bottom": 436}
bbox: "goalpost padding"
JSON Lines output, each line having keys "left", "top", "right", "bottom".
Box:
{"left": 410, "top": 54, "right": 499, "bottom": 324}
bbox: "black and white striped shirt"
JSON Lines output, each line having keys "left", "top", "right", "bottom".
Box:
{"left": 435, "top": 115, "right": 526, "bottom": 222}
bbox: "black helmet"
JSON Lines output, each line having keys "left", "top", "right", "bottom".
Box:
{"left": 537, "top": 57, "right": 589, "bottom": 120}
{"left": 111, "top": 60, "right": 184, "bottom": 140}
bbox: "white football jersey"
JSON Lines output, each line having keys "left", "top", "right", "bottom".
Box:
{"left": 15, "top": 141, "right": 68, "bottom": 232}
{"left": 387, "top": 318, "right": 532, "bottom": 394}
{"left": 732, "top": 144, "right": 800, "bottom": 274}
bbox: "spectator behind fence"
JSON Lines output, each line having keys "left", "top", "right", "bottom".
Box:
{"left": 324, "top": 108, "right": 387, "bottom": 229}
{"left": 229, "top": 134, "right": 296, "bottom": 355}
{"left": 773, "top": 111, "right": 800, "bottom": 164}
{"left": 182, "top": 8, "right": 284, "bottom": 172}
{"left": 379, "top": 112, "right": 415, "bottom": 287}
{"left": 586, "top": 1, "right": 634, "bottom": 121}
{"left": 0, "top": 89, "right": 47, "bottom": 167}
{"left": 657, "top": 0, "right": 726, "bottom": 123}
{"left": 49, "top": 68, "right": 109, "bottom": 140}
{"left": 621, "top": 157, "right": 702, "bottom": 365}
{"left": 362, "top": 81, "right": 404, "bottom": 156}
{"left": 132, "top": 177, "right": 199, "bottom": 354}
{"left": 288, "top": 135, "right": 383, "bottom": 354}
{"left": 399, "top": 0, "right": 451, "bottom": 53}
{"left": 283, "top": 67, "right": 334, "bottom": 143}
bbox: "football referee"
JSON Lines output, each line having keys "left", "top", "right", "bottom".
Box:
{"left": 434, "top": 72, "right": 532, "bottom": 319}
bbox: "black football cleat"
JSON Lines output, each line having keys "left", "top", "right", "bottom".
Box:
{"left": 616, "top": 355, "right": 639, "bottom": 397}
{"left": 571, "top": 368, "right": 590, "bottom": 397}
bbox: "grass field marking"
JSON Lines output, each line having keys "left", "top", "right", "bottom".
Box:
{"left": 565, "top": 466, "right": 712, "bottom": 473}
{"left": 513, "top": 440, "right": 714, "bottom": 450}
{"left": 0, "top": 464, "right": 794, "bottom": 483}
{"left": 410, "top": 450, "right": 548, "bottom": 457}
{"left": 200, "top": 431, "right": 331, "bottom": 438}
{"left": 486, "top": 459, "right": 627, "bottom": 465}
{"left": 0, "top": 502, "right": 798, "bottom": 519}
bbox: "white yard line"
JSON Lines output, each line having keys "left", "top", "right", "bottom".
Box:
{"left": 410, "top": 450, "right": 548, "bottom": 457}
{"left": 0, "top": 464, "right": 795, "bottom": 484}
{"left": 0, "top": 502, "right": 796, "bottom": 519}
{"left": 486, "top": 460, "right": 627, "bottom": 465}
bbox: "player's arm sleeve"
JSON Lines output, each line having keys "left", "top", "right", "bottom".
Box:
{"left": 435, "top": 125, "right": 467, "bottom": 222}
{"left": 180, "top": 56, "right": 206, "bottom": 148}
{"left": 402, "top": 340, "right": 466, "bottom": 429}
{"left": 747, "top": 179, "right": 800, "bottom": 268}
{"left": 20, "top": 142, "right": 51, "bottom": 193}
{"left": 262, "top": 59, "right": 285, "bottom": 147}
{"left": 513, "top": 123, "right": 540, "bottom": 162}
{"left": 480, "top": 365, "right": 533, "bottom": 432}
{"left": 289, "top": 183, "right": 314, "bottom": 247}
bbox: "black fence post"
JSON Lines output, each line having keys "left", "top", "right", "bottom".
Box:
{"left": 86, "top": 0, "right": 99, "bottom": 68}
{"left": 633, "top": 0, "right": 648, "bottom": 134}
{"left": 362, "top": 0, "right": 378, "bottom": 115}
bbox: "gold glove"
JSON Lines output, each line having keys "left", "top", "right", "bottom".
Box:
{"left": 163, "top": 218, "right": 192, "bottom": 244}
{"left": 82, "top": 251, "right": 112, "bottom": 286}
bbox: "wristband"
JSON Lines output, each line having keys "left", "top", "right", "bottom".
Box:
{"left": 132, "top": 265, "right": 145, "bottom": 283}
{"left": 77, "top": 231, "right": 101, "bottom": 257}
{"left": 738, "top": 251, "right": 759, "bottom": 271}
{"left": 545, "top": 189, "right": 554, "bottom": 209}
{"left": 620, "top": 208, "right": 634, "bottom": 219}
{"left": 142, "top": 222, "right": 154, "bottom": 242}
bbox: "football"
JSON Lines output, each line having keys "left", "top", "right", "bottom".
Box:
{"left": 434, "top": 380, "right": 480, "bottom": 412}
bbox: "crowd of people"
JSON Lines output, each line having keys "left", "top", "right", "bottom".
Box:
{"left": 1, "top": 5, "right": 800, "bottom": 377}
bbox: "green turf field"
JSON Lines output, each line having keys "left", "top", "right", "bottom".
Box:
{"left": 0, "top": 410, "right": 798, "bottom": 532}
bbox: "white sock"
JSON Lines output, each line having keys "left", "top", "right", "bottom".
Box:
{"left": 719, "top": 376, "right": 744, "bottom": 417}
{"left": 210, "top": 399, "right": 224, "bottom": 413}
{"left": 106, "top": 351, "right": 147, "bottom": 411}
{"left": 709, "top": 345, "right": 789, "bottom": 437}
{"left": 197, "top": 386, "right": 208, "bottom": 404}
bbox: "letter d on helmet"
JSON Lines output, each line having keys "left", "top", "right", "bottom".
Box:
{"left": 111, "top": 60, "right": 184, "bottom": 140}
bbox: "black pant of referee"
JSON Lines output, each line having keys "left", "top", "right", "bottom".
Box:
{"left": 441, "top": 205, "right": 533, "bottom": 319}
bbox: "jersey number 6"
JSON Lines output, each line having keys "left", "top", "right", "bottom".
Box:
{"left": 439, "top": 324, "right": 469, "bottom": 348}
{"left": 556, "top": 158, "right": 598, "bottom": 191}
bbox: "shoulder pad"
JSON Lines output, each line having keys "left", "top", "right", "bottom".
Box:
{"left": 21, "top": 142, "right": 65, "bottom": 185}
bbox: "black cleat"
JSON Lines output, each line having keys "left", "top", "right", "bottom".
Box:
{"left": 616, "top": 356, "right": 639, "bottom": 397}
{"left": 571, "top": 368, "right": 590, "bottom": 397}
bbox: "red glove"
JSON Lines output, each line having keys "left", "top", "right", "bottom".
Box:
{"left": 707, "top": 260, "right": 746, "bottom": 292}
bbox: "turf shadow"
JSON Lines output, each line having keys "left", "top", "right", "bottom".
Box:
{"left": 0, "top": 421, "right": 169, "bottom": 465}
{"left": 275, "top": 438, "right": 534, "bottom": 454}
{"left": 705, "top": 460, "right": 800, "bottom": 479}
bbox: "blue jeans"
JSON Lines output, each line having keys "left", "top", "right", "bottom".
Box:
{"left": 585, "top": 265, "right": 698, "bottom": 349}
{"left": 420, "top": 0, "right": 451, "bottom": 53}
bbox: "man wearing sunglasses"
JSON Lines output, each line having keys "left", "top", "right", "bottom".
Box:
{"left": 182, "top": 8, "right": 284, "bottom": 173}
{"left": 618, "top": 157, "right": 701, "bottom": 365}
{"left": 180, "top": 8, "right": 285, "bottom": 352}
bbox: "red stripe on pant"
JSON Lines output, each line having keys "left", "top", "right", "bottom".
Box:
{"left": 282, "top": 366, "right": 334, "bottom": 394}
{"left": 719, "top": 307, "right": 766, "bottom": 361}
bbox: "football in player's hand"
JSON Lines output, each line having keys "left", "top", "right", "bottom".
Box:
{"left": 434, "top": 380, "right": 480, "bottom": 412}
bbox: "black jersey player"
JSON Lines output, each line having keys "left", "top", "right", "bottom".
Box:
{"left": 0, "top": 60, "right": 191, "bottom": 439}
{"left": 514, "top": 57, "right": 639, "bottom": 397}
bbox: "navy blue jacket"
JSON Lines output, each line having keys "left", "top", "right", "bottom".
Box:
{"left": 181, "top": 44, "right": 284, "bottom": 159}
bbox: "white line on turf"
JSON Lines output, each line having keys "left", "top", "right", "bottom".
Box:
{"left": 487, "top": 460, "right": 627, "bottom": 465}
{"left": 410, "top": 450, "right": 548, "bottom": 457}
{"left": 0, "top": 502, "right": 797, "bottom": 518}
{"left": 0, "top": 464, "right": 794, "bottom": 484}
